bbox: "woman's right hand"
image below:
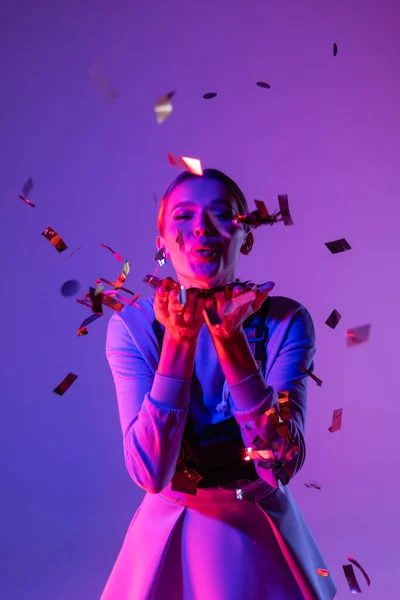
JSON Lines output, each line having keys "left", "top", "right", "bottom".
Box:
{"left": 153, "top": 277, "right": 206, "bottom": 342}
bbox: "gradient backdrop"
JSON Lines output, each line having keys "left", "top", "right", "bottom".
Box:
{"left": 2, "top": 0, "right": 399, "bottom": 598}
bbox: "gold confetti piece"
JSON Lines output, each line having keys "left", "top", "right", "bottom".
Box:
{"left": 17, "top": 177, "right": 35, "bottom": 207}
{"left": 256, "top": 81, "right": 271, "bottom": 89}
{"left": 154, "top": 90, "right": 175, "bottom": 124}
{"left": 333, "top": 43, "right": 338, "bottom": 56}
{"left": 342, "top": 564, "right": 362, "bottom": 593}
{"left": 317, "top": 568, "right": 329, "bottom": 577}
{"left": 89, "top": 63, "right": 119, "bottom": 103}
{"left": 346, "top": 555, "right": 371, "bottom": 587}
{"left": 346, "top": 324, "right": 371, "bottom": 348}
{"left": 166, "top": 152, "right": 203, "bottom": 175}
{"left": 305, "top": 481, "right": 322, "bottom": 490}
{"left": 113, "top": 260, "right": 131, "bottom": 289}
{"left": 301, "top": 365, "right": 323, "bottom": 386}
{"left": 328, "top": 408, "right": 343, "bottom": 433}
{"left": 100, "top": 243, "right": 123, "bottom": 262}
{"left": 325, "top": 309, "right": 342, "bottom": 329}
{"left": 41, "top": 227, "right": 68, "bottom": 252}
{"left": 203, "top": 92, "right": 217, "bottom": 99}
{"left": 77, "top": 313, "right": 103, "bottom": 336}
{"left": 53, "top": 372, "right": 78, "bottom": 396}
{"left": 325, "top": 238, "right": 351, "bottom": 253}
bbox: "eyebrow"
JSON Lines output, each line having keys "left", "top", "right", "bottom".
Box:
{"left": 170, "top": 199, "right": 234, "bottom": 212}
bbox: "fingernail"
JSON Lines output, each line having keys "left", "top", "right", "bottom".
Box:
{"left": 258, "top": 281, "right": 275, "bottom": 291}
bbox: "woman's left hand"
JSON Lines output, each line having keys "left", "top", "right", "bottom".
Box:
{"left": 203, "top": 281, "right": 275, "bottom": 339}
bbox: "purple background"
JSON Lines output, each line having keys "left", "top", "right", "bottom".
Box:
{"left": 2, "top": 0, "right": 399, "bottom": 598}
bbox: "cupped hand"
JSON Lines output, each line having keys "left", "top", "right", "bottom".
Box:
{"left": 153, "top": 277, "right": 206, "bottom": 342}
{"left": 203, "top": 280, "right": 275, "bottom": 339}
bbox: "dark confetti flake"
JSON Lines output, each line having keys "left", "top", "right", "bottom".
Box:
{"left": 203, "top": 92, "right": 217, "bottom": 99}
{"left": 100, "top": 243, "right": 123, "bottom": 262}
{"left": 305, "top": 481, "right": 322, "bottom": 490}
{"left": 325, "top": 309, "right": 342, "bottom": 329}
{"left": 325, "top": 238, "right": 351, "bottom": 254}
{"left": 89, "top": 285, "right": 104, "bottom": 314}
{"left": 77, "top": 313, "right": 103, "bottom": 336}
{"left": 333, "top": 43, "right": 338, "bottom": 56}
{"left": 346, "top": 555, "right": 371, "bottom": 587}
{"left": 53, "top": 372, "right": 78, "bottom": 396}
{"left": 61, "top": 280, "right": 81, "bottom": 297}
{"left": 342, "top": 564, "right": 362, "bottom": 594}
{"left": 301, "top": 365, "right": 323, "bottom": 386}
{"left": 256, "top": 81, "right": 271, "bottom": 89}
{"left": 41, "top": 227, "right": 68, "bottom": 252}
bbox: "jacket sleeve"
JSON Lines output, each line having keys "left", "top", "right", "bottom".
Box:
{"left": 228, "top": 303, "right": 316, "bottom": 488}
{"left": 106, "top": 312, "right": 190, "bottom": 494}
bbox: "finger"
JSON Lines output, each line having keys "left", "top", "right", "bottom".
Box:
{"left": 252, "top": 282, "right": 275, "bottom": 312}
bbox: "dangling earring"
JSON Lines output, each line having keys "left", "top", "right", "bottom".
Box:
{"left": 154, "top": 247, "right": 167, "bottom": 266}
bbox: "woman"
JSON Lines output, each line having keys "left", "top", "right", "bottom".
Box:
{"left": 101, "top": 168, "right": 337, "bottom": 600}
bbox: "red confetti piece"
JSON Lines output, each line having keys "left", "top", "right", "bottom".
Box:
{"left": 100, "top": 243, "right": 123, "bottom": 262}
{"left": 325, "top": 309, "right": 342, "bottom": 329}
{"left": 53, "top": 373, "right": 78, "bottom": 396}
{"left": 166, "top": 152, "right": 203, "bottom": 175}
{"left": 41, "top": 227, "right": 68, "bottom": 252}
{"left": 328, "top": 408, "right": 343, "bottom": 433}
{"left": 65, "top": 246, "right": 83, "bottom": 260}
{"left": 77, "top": 313, "right": 103, "bottom": 336}
{"left": 342, "top": 564, "right": 362, "bottom": 593}
{"left": 317, "top": 568, "right": 329, "bottom": 577}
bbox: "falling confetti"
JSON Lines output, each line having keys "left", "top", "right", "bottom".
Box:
{"left": 89, "top": 285, "right": 104, "bottom": 314}
{"left": 333, "top": 43, "right": 338, "bottom": 56}
{"left": 61, "top": 280, "right": 81, "bottom": 297}
{"left": 100, "top": 243, "right": 123, "bottom": 262}
{"left": 96, "top": 277, "right": 137, "bottom": 297}
{"left": 65, "top": 246, "right": 83, "bottom": 260}
{"left": 166, "top": 152, "right": 203, "bottom": 175}
{"left": 17, "top": 177, "right": 35, "bottom": 207}
{"left": 77, "top": 313, "right": 103, "bottom": 336}
{"left": 317, "top": 569, "right": 329, "bottom": 577}
{"left": 325, "top": 309, "right": 342, "bottom": 329}
{"left": 346, "top": 324, "right": 371, "bottom": 348}
{"left": 113, "top": 260, "right": 131, "bottom": 289}
{"left": 325, "top": 238, "right": 351, "bottom": 254}
{"left": 256, "top": 81, "right": 271, "bottom": 89}
{"left": 346, "top": 556, "right": 371, "bottom": 587}
{"left": 301, "top": 365, "right": 323, "bottom": 386}
{"left": 41, "top": 227, "right": 68, "bottom": 253}
{"left": 342, "top": 564, "right": 362, "bottom": 594}
{"left": 53, "top": 372, "right": 78, "bottom": 396}
{"left": 328, "top": 408, "right": 343, "bottom": 433}
{"left": 203, "top": 92, "right": 217, "bottom": 99}
{"left": 89, "top": 63, "right": 119, "bottom": 103}
{"left": 154, "top": 90, "right": 175, "bottom": 124}
{"left": 305, "top": 481, "right": 322, "bottom": 490}
{"left": 153, "top": 192, "right": 158, "bottom": 204}
{"left": 277, "top": 195, "right": 294, "bottom": 226}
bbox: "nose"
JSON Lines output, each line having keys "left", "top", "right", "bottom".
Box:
{"left": 193, "top": 210, "right": 216, "bottom": 237}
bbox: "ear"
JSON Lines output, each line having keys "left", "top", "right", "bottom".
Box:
{"left": 240, "top": 231, "right": 254, "bottom": 255}
{"left": 156, "top": 235, "right": 170, "bottom": 258}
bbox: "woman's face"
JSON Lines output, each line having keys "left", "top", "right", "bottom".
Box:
{"left": 157, "top": 177, "right": 251, "bottom": 289}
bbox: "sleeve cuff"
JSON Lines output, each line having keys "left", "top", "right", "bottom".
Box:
{"left": 150, "top": 371, "right": 191, "bottom": 410}
{"left": 228, "top": 370, "right": 277, "bottom": 423}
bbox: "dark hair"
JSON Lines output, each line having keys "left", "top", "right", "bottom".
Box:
{"left": 157, "top": 168, "right": 250, "bottom": 235}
